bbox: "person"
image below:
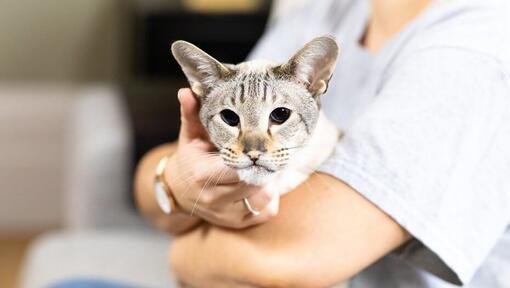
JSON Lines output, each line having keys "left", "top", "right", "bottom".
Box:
{"left": 135, "top": 0, "right": 510, "bottom": 287}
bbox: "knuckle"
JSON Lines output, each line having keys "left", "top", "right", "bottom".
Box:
{"left": 259, "top": 191, "right": 273, "bottom": 205}
{"left": 198, "top": 173, "right": 211, "bottom": 184}
{"left": 190, "top": 169, "right": 201, "bottom": 181}
{"left": 213, "top": 212, "right": 230, "bottom": 224}
{"left": 217, "top": 213, "right": 244, "bottom": 229}
{"left": 247, "top": 190, "right": 272, "bottom": 211}
{"left": 206, "top": 215, "right": 223, "bottom": 227}
{"left": 200, "top": 193, "right": 215, "bottom": 205}
{"left": 231, "top": 220, "right": 246, "bottom": 229}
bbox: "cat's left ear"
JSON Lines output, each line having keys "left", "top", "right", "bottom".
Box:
{"left": 276, "top": 36, "right": 339, "bottom": 97}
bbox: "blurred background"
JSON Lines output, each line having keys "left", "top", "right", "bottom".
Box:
{"left": 0, "top": 0, "right": 307, "bottom": 287}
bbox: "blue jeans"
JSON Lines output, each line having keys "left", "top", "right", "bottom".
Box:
{"left": 48, "top": 279, "right": 139, "bottom": 288}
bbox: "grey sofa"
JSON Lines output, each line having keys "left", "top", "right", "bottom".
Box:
{"left": 20, "top": 87, "right": 176, "bottom": 288}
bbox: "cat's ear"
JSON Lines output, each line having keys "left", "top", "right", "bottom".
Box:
{"left": 171, "top": 40, "right": 234, "bottom": 97}
{"left": 275, "top": 36, "right": 339, "bottom": 97}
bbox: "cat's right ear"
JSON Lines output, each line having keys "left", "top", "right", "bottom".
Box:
{"left": 171, "top": 41, "right": 233, "bottom": 97}
{"left": 274, "top": 36, "right": 339, "bottom": 98}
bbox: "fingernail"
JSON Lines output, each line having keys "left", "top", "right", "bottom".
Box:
{"left": 177, "top": 89, "right": 183, "bottom": 102}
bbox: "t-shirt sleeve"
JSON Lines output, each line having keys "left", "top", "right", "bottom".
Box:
{"left": 318, "top": 48, "right": 510, "bottom": 285}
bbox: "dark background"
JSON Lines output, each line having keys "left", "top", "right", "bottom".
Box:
{"left": 126, "top": 3, "right": 271, "bottom": 161}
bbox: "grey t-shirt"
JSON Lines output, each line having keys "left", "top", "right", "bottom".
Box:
{"left": 250, "top": 0, "right": 510, "bottom": 287}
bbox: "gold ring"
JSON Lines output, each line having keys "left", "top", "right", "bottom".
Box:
{"left": 243, "top": 198, "right": 260, "bottom": 216}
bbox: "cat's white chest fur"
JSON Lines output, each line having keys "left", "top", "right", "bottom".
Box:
{"left": 255, "top": 112, "right": 340, "bottom": 213}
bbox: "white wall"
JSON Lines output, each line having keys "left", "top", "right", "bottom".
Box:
{"left": 0, "top": 0, "right": 125, "bottom": 82}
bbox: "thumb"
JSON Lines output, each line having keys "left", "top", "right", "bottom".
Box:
{"left": 177, "top": 88, "right": 208, "bottom": 145}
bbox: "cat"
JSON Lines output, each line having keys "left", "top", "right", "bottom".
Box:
{"left": 171, "top": 36, "right": 340, "bottom": 214}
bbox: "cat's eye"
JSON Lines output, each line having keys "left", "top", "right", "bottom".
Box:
{"left": 220, "top": 109, "right": 240, "bottom": 126}
{"left": 270, "top": 107, "right": 291, "bottom": 124}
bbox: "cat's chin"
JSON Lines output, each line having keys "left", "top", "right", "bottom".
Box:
{"left": 237, "top": 166, "right": 275, "bottom": 186}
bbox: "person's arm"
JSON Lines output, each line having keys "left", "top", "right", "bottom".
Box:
{"left": 170, "top": 172, "right": 411, "bottom": 287}
{"left": 134, "top": 142, "right": 202, "bottom": 235}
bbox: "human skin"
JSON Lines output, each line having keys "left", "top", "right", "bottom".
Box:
{"left": 134, "top": 0, "right": 430, "bottom": 285}
{"left": 170, "top": 173, "right": 411, "bottom": 287}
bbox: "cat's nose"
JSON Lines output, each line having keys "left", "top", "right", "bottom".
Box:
{"left": 246, "top": 151, "right": 262, "bottom": 162}
{"left": 243, "top": 138, "right": 267, "bottom": 154}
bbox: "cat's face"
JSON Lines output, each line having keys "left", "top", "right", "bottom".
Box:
{"left": 195, "top": 63, "right": 321, "bottom": 185}
{"left": 172, "top": 37, "right": 339, "bottom": 185}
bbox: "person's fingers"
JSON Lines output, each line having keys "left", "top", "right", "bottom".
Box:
{"left": 243, "top": 189, "right": 274, "bottom": 212}
{"left": 241, "top": 195, "right": 280, "bottom": 226}
{"left": 210, "top": 183, "right": 262, "bottom": 205}
{"left": 178, "top": 88, "right": 208, "bottom": 145}
{"left": 190, "top": 188, "right": 277, "bottom": 229}
{"left": 212, "top": 169, "right": 239, "bottom": 184}
{"left": 194, "top": 199, "right": 250, "bottom": 228}
{"left": 212, "top": 196, "right": 277, "bottom": 229}
{"left": 216, "top": 190, "right": 276, "bottom": 228}
{"left": 193, "top": 157, "right": 239, "bottom": 184}
{"left": 221, "top": 199, "right": 266, "bottom": 229}
{"left": 178, "top": 88, "right": 198, "bottom": 121}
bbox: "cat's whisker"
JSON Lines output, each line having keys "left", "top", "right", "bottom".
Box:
{"left": 177, "top": 153, "right": 217, "bottom": 160}
{"left": 208, "top": 166, "right": 230, "bottom": 192}
{"left": 173, "top": 156, "right": 230, "bottom": 200}
{"left": 171, "top": 162, "right": 220, "bottom": 189}
{"left": 190, "top": 167, "right": 221, "bottom": 216}
{"left": 285, "top": 145, "right": 307, "bottom": 150}
{"left": 177, "top": 165, "right": 232, "bottom": 199}
{"left": 171, "top": 155, "right": 221, "bottom": 187}
{"left": 173, "top": 158, "right": 218, "bottom": 171}
{"left": 176, "top": 175, "right": 201, "bottom": 201}
{"left": 173, "top": 156, "right": 224, "bottom": 176}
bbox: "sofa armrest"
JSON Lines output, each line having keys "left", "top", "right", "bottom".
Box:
{"left": 20, "top": 230, "right": 175, "bottom": 288}
{"left": 64, "top": 86, "right": 144, "bottom": 229}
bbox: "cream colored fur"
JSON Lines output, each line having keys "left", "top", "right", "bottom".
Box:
{"left": 263, "top": 111, "right": 340, "bottom": 212}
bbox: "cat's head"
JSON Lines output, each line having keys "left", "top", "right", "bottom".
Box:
{"left": 171, "top": 36, "right": 339, "bottom": 185}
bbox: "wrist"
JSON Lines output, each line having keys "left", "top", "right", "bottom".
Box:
{"left": 154, "top": 154, "right": 183, "bottom": 215}
{"left": 164, "top": 154, "right": 192, "bottom": 214}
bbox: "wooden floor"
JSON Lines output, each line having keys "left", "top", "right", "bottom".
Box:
{"left": 0, "top": 235, "right": 35, "bottom": 288}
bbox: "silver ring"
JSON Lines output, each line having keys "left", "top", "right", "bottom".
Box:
{"left": 243, "top": 198, "right": 260, "bottom": 216}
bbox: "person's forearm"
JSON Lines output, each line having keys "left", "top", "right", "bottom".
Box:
{"left": 134, "top": 143, "right": 201, "bottom": 235}
{"left": 171, "top": 173, "right": 411, "bottom": 287}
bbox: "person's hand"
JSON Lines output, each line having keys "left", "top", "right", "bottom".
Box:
{"left": 165, "top": 88, "right": 277, "bottom": 229}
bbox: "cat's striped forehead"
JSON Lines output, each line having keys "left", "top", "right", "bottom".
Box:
{"left": 202, "top": 60, "right": 316, "bottom": 130}
{"left": 226, "top": 71, "right": 274, "bottom": 105}
{"left": 216, "top": 59, "right": 295, "bottom": 106}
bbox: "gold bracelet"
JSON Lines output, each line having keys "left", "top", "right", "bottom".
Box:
{"left": 154, "top": 155, "right": 179, "bottom": 214}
